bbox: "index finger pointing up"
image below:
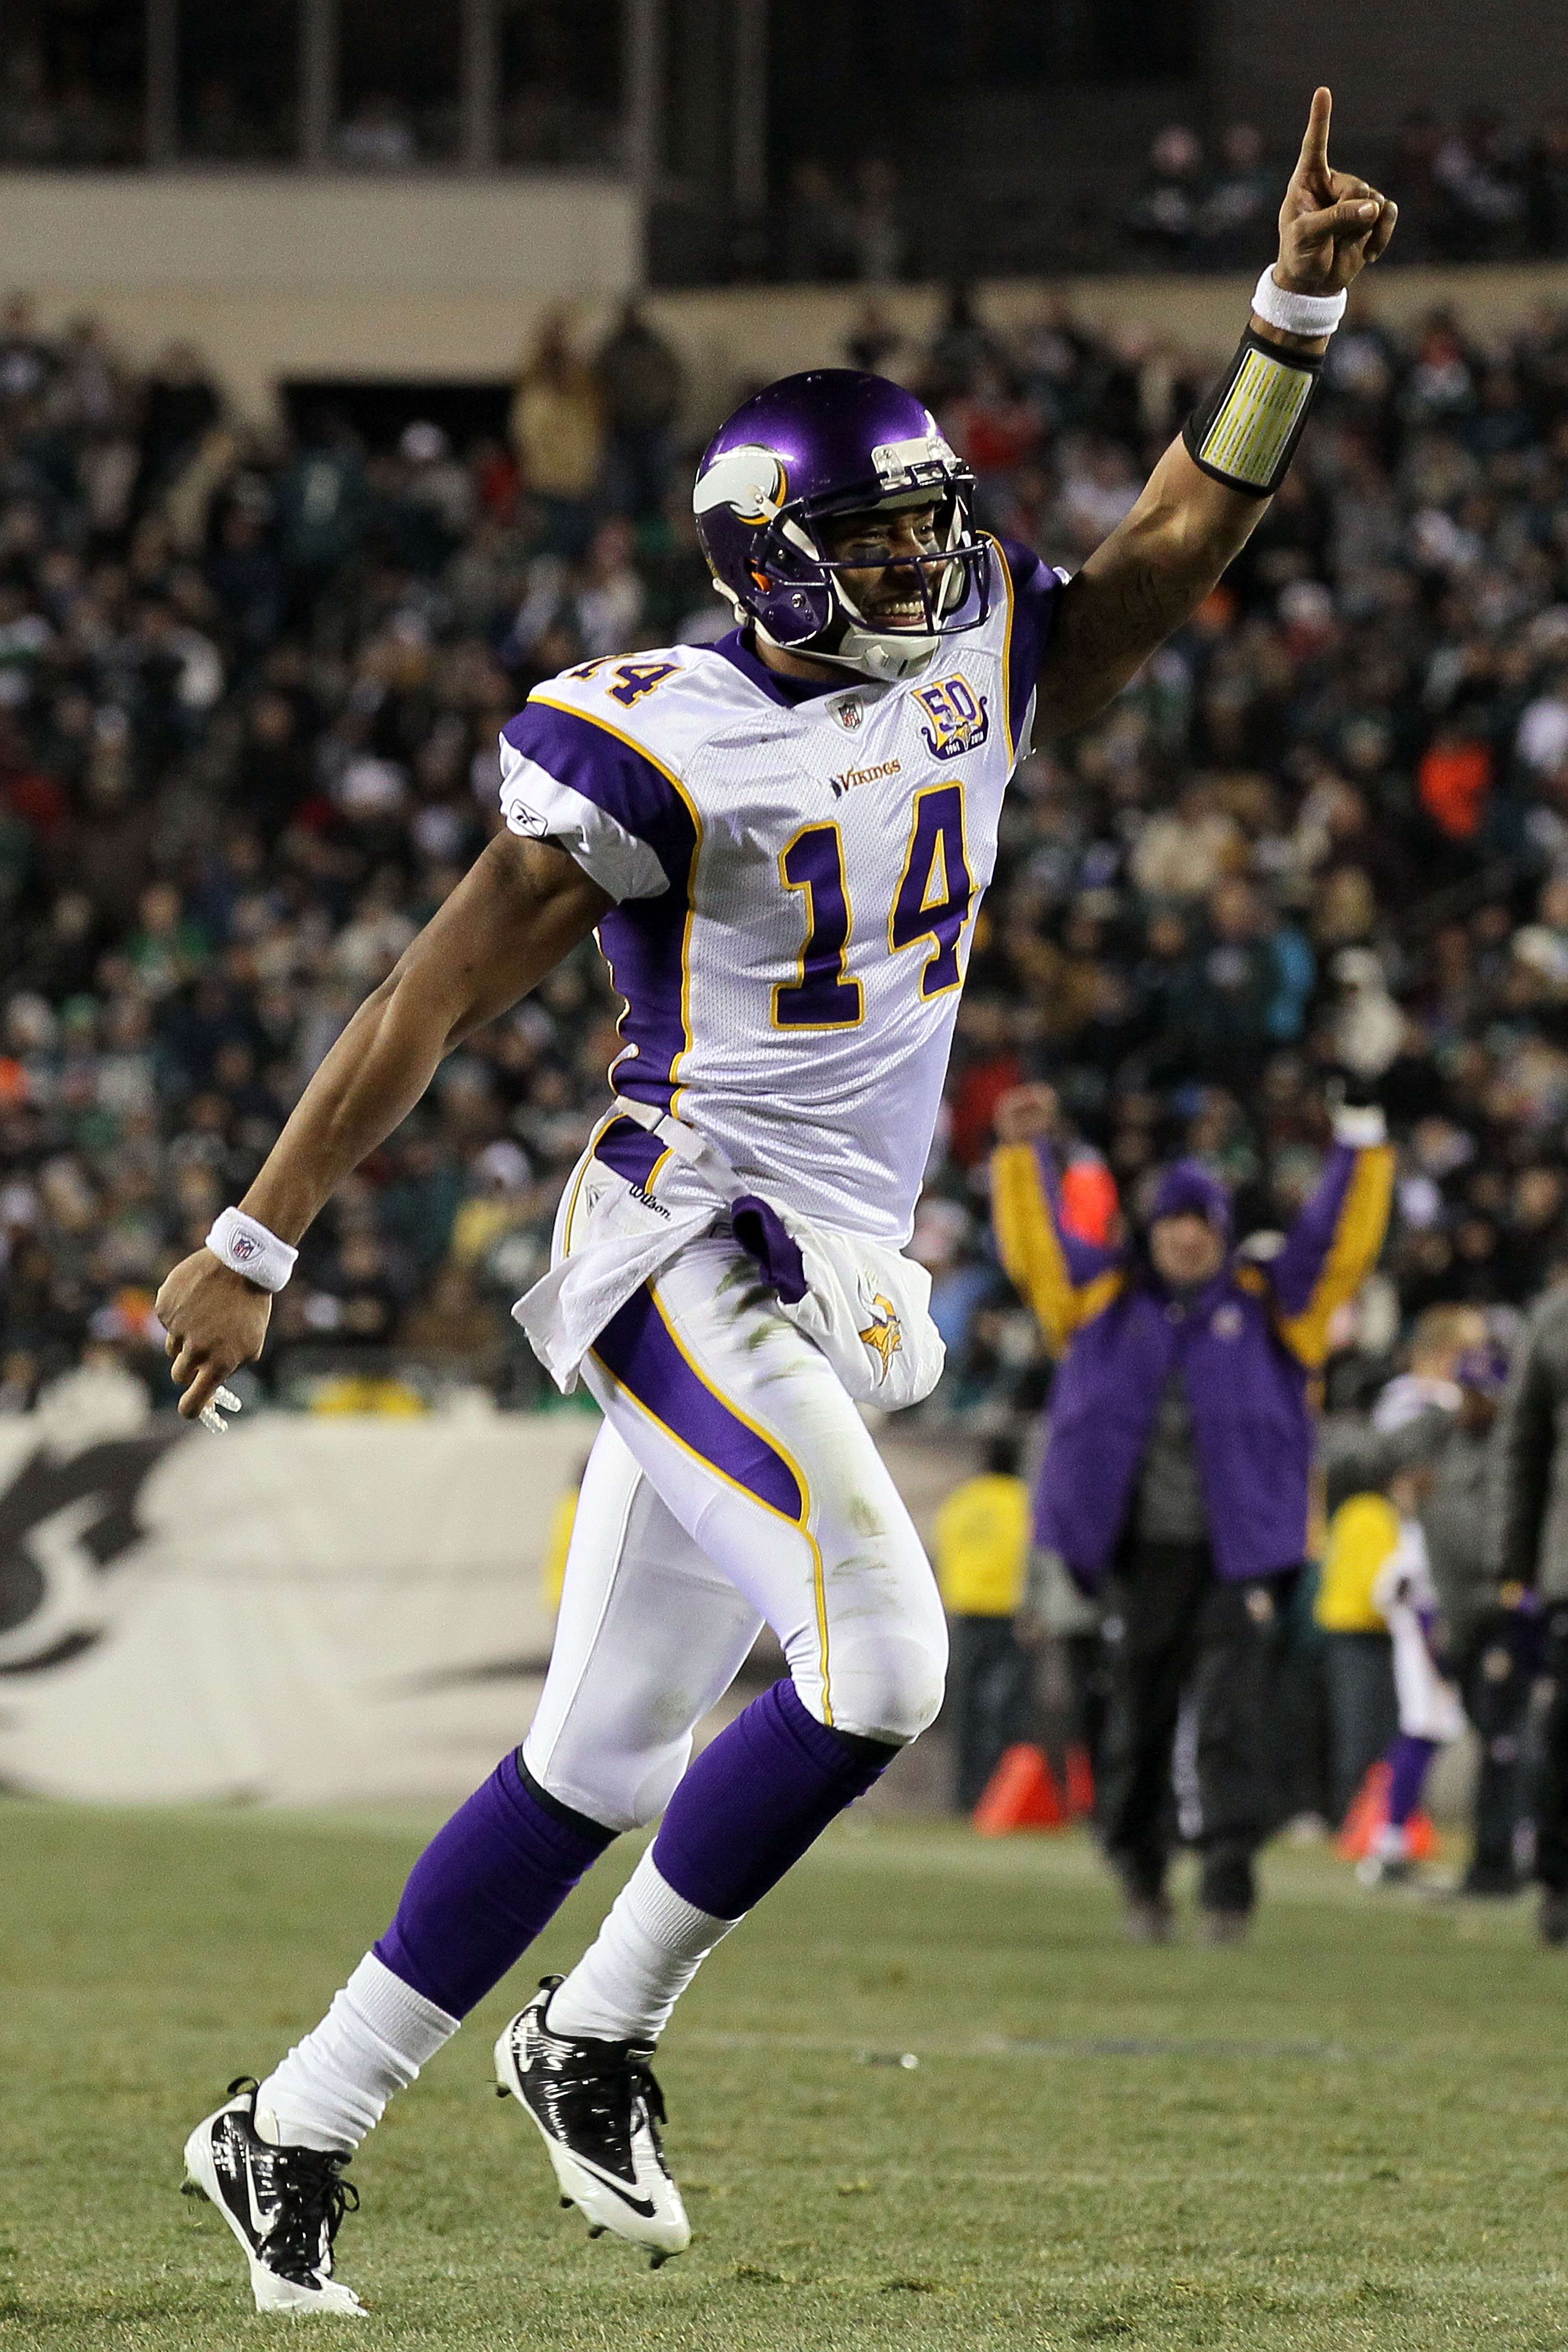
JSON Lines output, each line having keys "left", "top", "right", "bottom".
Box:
{"left": 1298, "top": 85, "right": 1332, "bottom": 173}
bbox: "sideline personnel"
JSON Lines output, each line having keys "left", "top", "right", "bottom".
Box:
{"left": 934, "top": 1435, "right": 1033, "bottom": 1810}
{"left": 1490, "top": 1288, "right": 1568, "bottom": 1940}
{"left": 993, "top": 1084, "right": 1392, "bottom": 1940}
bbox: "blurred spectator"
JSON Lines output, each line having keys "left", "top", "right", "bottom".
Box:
{"left": 848, "top": 159, "right": 906, "bottom": 284}
{"left": 1354, "top": 1485, "right": 1466, "bottom": 1886}
{"left": 784, "top": 161, "right": 857, "bottom": 282}
{"left": 278, "top": 409, "right": 369, "bottom": 596}
{"left": 1490, "top": 1286, "right": 1568, "bottom": 1942}
{"left": 1424, "top": 1345, "right": 1530, "bottom": 1894}
{"left": 1372, "top": 1304, "right": 1487, "bottom": 1434}
{"left": 992, "top": 1082, "right": 1392, "bottom": 1941}
{"left": 934, "top": 1435, "right": 1033, "bottom": 1811}
{"left": 141, "top": 342, "right": 222, "bottom": 478}
{"left": 1125, "top": 126, "right": 1205, "bottom": 267}
{"left": 594, "top": 302, "right": 685, "bottom": 520}
{"left": 1197, "top": 123, "right": 1274, "bottom": 270}
{"left": 336, "top": 95, "right": 417, "bottom": 169}
{"left": 1315, "top": 1484, "right": 1402, "bottom": 1825}
{"left": 400, "top": 1262, "right": 507, "bottom": 1387}
{"left": 0, "top": 294, "right": 52, "bottom": 407}
{"left": 1432, "top": 111, "right": 1525, "bottom": 261}
{"left": 1527, "top": 112, "right": 1568, "bottom": 256}
{"left": 1387, "top": 110, "right": 1448, "bottom": 261}
{"left": 844, "top": 300, "right": 903, "bottom": 378}
{"left": 510, "top": 313, "right": 606, "bottom": 559}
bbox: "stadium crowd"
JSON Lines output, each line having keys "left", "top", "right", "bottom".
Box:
{"left": 786, "top": 106, "right": 1568, "bottom": 283}
{"left": 1122, "top": 106, "right": 1568, "bottom": 271}
{"left": 4, "top": 288, "right": 1568, "bottom": 1425}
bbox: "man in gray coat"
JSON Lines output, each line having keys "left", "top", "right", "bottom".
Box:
{"left": 1490, "top": 1296, "right": 1568, "bottom": 1937}
{"left": 1427, "top": 1348, "right": 1527, "bottom": 1896}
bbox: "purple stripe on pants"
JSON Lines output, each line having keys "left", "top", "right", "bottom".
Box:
{"left": 592, "top": 1283, "right": 805, "bottom": 1522}
{"left": 1385, "top": 1730, "right": 1437, "bottom": 1828}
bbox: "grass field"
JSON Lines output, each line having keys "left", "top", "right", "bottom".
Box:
{"left": 5, "top": 1801, "right": 1568, "bottom": 2351}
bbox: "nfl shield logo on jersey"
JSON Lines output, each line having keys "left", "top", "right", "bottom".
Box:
{"left": 832, "top": 697, "right": 863, "bottom": 730}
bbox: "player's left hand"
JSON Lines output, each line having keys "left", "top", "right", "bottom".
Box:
{"left": 155, "top": 1247, "right": 273, "bottom": 1422}
{"left": 1275, "top": 86, "right": 1397, "bottom": 296}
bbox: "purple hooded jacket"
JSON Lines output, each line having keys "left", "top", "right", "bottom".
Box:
{"left": 992, "top": 1130, "right": 1394, "bottom": 1586}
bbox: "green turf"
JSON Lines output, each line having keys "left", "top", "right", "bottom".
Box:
{"left": 3, "top": 1801, "right": 1568, "bottom": 2350}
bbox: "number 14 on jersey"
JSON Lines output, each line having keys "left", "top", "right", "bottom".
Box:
{"left": 773, "top": 784, "right": 973, "bottom": 1029}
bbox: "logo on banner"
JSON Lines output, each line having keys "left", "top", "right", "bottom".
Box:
{"left": 0, "top": 1433, "right": 184, "bottom": 1676}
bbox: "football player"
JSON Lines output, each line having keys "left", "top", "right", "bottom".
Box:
{"left": 159, "top": 90, "right": 1393, "bottom": 2315}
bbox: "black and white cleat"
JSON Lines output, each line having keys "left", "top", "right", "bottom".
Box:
{"left": 494, "top": 1978, "right": 690, "bottom": 2264}
{"left": 182, "top": 2076, "right": 366, "bottom": 2316}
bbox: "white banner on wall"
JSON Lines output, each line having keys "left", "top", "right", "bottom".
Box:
{"left": 0, "top": 1407, "right": 600, "bottom": 1807}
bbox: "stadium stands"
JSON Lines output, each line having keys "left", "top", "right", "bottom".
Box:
{"left": 0, "top": 286, "right": 1566, "bottom": 1431}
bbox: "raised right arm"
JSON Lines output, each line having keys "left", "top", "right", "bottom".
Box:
{"left": 154, "top": 832, "right": 612, "bottom": 1419}
{"left": 990, "top": 1084, "right": 1124, "bottom": 1356}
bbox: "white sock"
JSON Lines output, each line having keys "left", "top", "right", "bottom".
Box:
{"left": 547, "top": 1851, "right": 739, "bottom": 2044}
{"left": 256, "top": 1954, "right": 459, "bottom": 2155}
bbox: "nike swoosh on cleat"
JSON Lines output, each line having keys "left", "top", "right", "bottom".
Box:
{"left": 245, "top": 2173, "right": 273, "bottom": 2246}
{"left": 208, "top": 2145, "right": 265, "bottom": 2251}
{"left": 560, "top": 2155, "right": 657, "bottom": 2220}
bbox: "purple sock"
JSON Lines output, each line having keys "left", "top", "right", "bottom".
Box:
{"left": 652, "top": 1678, "right": 895, "bottom": 1919}
{"left": 374, "top": 1752, "right": 615, "bottom": 2017}
{"left": 1385, "top": 1732, "right": 1438, "bottom": 1828}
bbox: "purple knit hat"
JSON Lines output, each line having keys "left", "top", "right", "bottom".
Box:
{"left": 1148, "top": 1159, "right": 1233, "bottom": 1238}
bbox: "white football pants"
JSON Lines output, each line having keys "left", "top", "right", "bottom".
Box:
{"left": 520, "top": 1233, "right": 948, "bottom": 1833}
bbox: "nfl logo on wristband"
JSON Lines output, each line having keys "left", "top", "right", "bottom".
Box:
{"left": 206, "top": 1206, "right": 298, "bottom": 1293}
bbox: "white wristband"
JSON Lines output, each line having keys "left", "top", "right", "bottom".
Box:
{"left": 206, "top": 1206, "right": 298, "bottom": 1293}
{"left": 1251, "top": 267, "right": 1348, "bottom": 339}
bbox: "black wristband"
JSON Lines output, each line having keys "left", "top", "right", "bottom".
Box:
{"left": 1182, "top": 327, "right": 1323, "bottom": 499}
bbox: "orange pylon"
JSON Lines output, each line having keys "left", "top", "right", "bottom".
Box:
{"left": 973, "top": 1743, "right": 1067, "bottom": 1835}
{"left": 1335, "top": 1758, "right": 1437, "bottom": 1861}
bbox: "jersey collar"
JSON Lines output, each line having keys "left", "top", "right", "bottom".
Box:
{"left": 710, "top": 627, "right": 850, "bottom": 708}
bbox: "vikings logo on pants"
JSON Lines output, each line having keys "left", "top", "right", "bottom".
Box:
{"left": 857, "top": 1294, "right": 904, "bottom": 1377}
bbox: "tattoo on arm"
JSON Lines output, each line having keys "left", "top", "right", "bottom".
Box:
{"left": 1056, "top": 564, "right": 1184, "bottom": 666}
{"left": 1035, "top": 564, "right": 1190, "bottom": 736}
{"left": 1035, "top": 432, "right": 1274, "bottom": 740}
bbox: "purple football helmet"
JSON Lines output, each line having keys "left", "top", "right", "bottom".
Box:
{"left": 692, "top": 368, "right": 991, "bottom": 683}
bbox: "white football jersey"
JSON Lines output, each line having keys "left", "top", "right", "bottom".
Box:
{"left": 499, "top": 537, "right": 1062, "bottom": 1243}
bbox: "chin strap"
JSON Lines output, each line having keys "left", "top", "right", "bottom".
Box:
{"left": 753, "top": 619, "right": 936, "bottom": 684}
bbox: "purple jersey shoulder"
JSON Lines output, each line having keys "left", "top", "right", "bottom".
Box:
{"left": 992, "top": 533, "right": 1064, "bottom": 752}
{"left": 502, "top": 698, "right": 695, "bottom": 890}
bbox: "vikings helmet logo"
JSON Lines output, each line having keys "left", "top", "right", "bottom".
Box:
{"left": 858, "top": 1294, "right": 904, "bottom": 1379}
{"left": 692, "top": 442, "right": 790, "bottom": 527}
